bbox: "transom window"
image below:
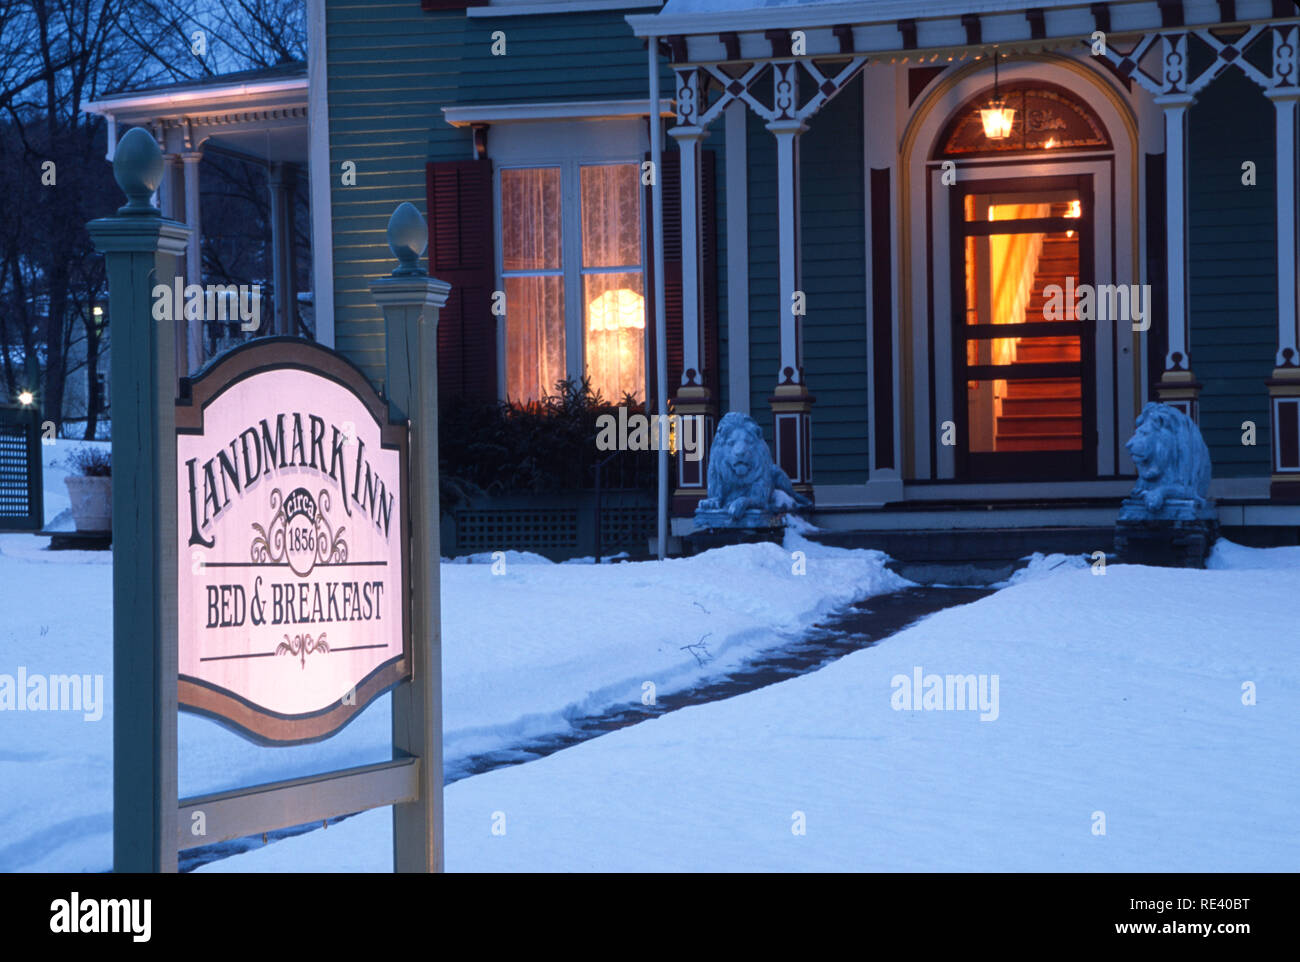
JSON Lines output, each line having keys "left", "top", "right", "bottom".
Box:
{"left": 499, "top": 161, "right": 646, "bottom": 404}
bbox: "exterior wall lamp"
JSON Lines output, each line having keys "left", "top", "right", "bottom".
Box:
{"left": 979, "top": 49, "right": 1015, "bottom": 140}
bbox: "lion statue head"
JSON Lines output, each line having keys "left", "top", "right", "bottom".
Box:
{"left": 1125, "top": 402, "right": 1212, "bottom": 514}
{"left": 696, "top": 412, "right": 810, "bottom": 523}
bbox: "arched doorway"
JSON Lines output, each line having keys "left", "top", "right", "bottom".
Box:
{"left": 899, "top": 57, "right": 1142, "bottom": 485}
{"left": 936, "top": 81, "right": 1111, "bottom": 480}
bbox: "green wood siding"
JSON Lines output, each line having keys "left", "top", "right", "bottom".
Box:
{"left": 1188, "top": 68, "right": 1276, "bottom": 478}
{"left": 745, "top": 75, "right": 868, "bottom": 486}
{"left": 326, "top": 1, "right": 656, "bottom": 384}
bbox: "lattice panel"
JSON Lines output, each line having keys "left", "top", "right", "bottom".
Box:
{"left": 0, "top": 424, "right": 33, "bottom": 519}
{"left": 600, "top": 506, "right": 656, "bottom": 548}
{"left": 456, "top": 509, "right": 580, "bottom": 551}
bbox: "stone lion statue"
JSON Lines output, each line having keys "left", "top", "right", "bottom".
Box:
{"left": 1123, "top": 402, "right": 1213, "bottom": 516}
{"left": 696, "top": 412, "right": 811, "bottom": 524}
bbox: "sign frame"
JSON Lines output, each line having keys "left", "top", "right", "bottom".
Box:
{"left": 175, "top": 336, "right": 412, "bottom": 746}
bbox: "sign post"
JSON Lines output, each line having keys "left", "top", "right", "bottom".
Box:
{"left": 371, "top": 203, "right": 450, "bottom": 872}
{"left": 93, "top": 128, "right": 448, "bottom": 873}
{"left": 88, "top": 127, "right": 188, "bottom": 873}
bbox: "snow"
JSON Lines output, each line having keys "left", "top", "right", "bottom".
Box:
{"left": 0, "top": 447, "right": 904, "bottom": 870}
{"left": 5, "top": 440, "right": 1297, "bottom": 871}
{"left": 200, "top": 560, "right": 1300, "bottom": 872}
{"left": 1207, "top": 537, "right": 1300, "bottom": 570}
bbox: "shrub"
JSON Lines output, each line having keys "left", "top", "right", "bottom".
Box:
{"left": 64, "top": 446, "right": 112, "bottom": 477}
{"left": 439, "top": 377, "right": 657, "bottom": 505}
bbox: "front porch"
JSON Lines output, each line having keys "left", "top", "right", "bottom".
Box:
{"left": 626, "top": 0, "right": 1300, "bottom": 516}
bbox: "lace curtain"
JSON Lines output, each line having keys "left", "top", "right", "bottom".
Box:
{"left": 502, "top": 167, "right": 564, "bottom": 403}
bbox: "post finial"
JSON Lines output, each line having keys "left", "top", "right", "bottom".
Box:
{"left": 387, "top": 202, "right": 428, "bottom": 276}
{"left": 112, "top": 127, "right": 165, "bottom": 215}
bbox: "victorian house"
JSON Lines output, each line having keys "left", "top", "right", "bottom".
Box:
{"left": 192, "top": 1, "right": 1300, "bottom": 546}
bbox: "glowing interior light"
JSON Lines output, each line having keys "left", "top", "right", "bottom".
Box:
{"left": 1066, "top": 200, "right": 1081, "bottom": 218}
{"left": 980, "top": 101, "right": 1016, "bottom": 140}
{"left": 1044, "top": 137, "right": 1057, "bottom": 149}
{"left": 587, "top": 288, "right": 646, "bottom": 332}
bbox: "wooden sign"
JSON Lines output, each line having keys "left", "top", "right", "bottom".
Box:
{"left": 175, "top": 339, "right": 410, "bottom": 743}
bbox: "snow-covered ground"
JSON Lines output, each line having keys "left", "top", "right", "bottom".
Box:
{"left": 203, "top": 550, "right": 1300, "bottom": 872}
{"left": 4, "top": 440, "right": 1297, "bottom": 872}
{"left": 0, "top": 440, "right": 905, "bottom": 870}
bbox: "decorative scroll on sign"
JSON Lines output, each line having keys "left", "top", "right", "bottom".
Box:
{"left": 175, "top": 339, "right": 409, "bottom": 744}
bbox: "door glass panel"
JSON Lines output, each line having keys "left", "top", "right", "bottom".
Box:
{"left": 964, "top": 189, "right": 1082, "bottom": 222}
{"left": 967, "top": 377, "right": 1083, "bottom": 453}
{"left": 961, "top": 189, "right": 1085, "bottom": 455}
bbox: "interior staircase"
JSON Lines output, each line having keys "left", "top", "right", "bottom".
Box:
{"left": 994, "top": 232, "right": 1082, "bottom": 453}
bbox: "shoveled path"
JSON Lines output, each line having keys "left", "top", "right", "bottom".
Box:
{"left": 180, "top": 584, "right": 993, "bottom": 871}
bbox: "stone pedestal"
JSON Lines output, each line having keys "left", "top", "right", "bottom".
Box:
{"left": 682, "top": 521, "right": 784, "bottom": 556}
{"left": 1113, "top": 498, "right": 1218, "bottom": 568}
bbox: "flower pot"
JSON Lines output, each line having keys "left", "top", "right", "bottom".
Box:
{"left": 64, "top": 475, "right": 112, "bottom": 533}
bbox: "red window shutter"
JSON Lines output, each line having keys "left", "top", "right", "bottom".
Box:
{"left": 426, "top": 159, "right": 496, "bottom": 406}
{"left": 644, "top": 149, "right": 718, "bottom": 405}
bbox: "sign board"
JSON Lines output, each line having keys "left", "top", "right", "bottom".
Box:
{"left": 176, "top": 339, "right": 410, "bottom": 744}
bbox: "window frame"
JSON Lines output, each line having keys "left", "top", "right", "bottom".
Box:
{"left": 493, "top": 147, "right": 647, "bottom": 404}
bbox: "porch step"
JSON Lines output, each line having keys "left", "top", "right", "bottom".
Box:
{"left": 804, "top": 525, "right": 1110, "bottom": 585}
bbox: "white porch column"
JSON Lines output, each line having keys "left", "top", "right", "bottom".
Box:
{"left": 1266, "top": 79, "right": 1300, "bottom": 494}
{"left": 766, "top": 113, "right": 813, "bottom": 492}
{"left": 1269, "top": 88, "right": 1300, "bottom": 370}
{"left": 269, "top": 161, "right": 298, "bottom": 338}
{"left": 182, "top": 151, "right": 204, "bottom": 374}
{"left": 1154, "top": 95, "right": 1201, "bottom": 418}
{"left": 1152, "top": 94, "right": 1201, "bottom": 418}
{"left": 1152, "top": 34, "right": 1201, "bottom": 419}
{"left": 768, "top": 117, "right": 805, "bottom": 387}
{"left": 669, "top": 125, "right": 707, "bottom": 388}
{"left": 667, "top": 67, "right": 716, "bottom": 512}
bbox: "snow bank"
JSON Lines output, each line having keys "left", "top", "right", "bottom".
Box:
{"left": 0, "top": 526, "right": 902, "bottom": 870}
{"left": 204, "top": 561, "right": 1300, "bottom": 872}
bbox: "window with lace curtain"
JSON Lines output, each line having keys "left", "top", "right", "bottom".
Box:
{"left": 500, "top": 161, "right": 645, "bottom": 404}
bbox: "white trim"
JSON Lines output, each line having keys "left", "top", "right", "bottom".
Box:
{"left": 724, "top": 101, "right": 749, "bottom": 413}
{"left": 470, "top": 0, "right": 660, "bottom": 16}
{"left": 627, "top": 0, "right": 1289, "bottom": 45}
{"left": 84, "top": 77, "right": 306, "bottom": 115}
{"left": 307, "top": 0, "right": 335, "bottom": 347}
{"left": 444, "top": 99, "right": 674, "bottom": 127}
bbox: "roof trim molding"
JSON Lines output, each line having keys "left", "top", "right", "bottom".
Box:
{"left": 83, "top": 77, "right": 307, "bottom": 116}
{"left": 626, "top": 0, "right": 1296, "bottom": 53}
{"left": 443, "top": 98, "right": 675, "bottom": 126}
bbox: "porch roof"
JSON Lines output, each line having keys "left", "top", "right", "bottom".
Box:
{"left": 81, "top": 63, "right": 307, "bottom": 165}
{"left": 627, "top": 0, "right": 1289, "bottom": 61}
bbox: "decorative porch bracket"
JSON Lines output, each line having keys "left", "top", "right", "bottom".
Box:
{"left": 1089, "top": 23, "right": 1295, "bottom": 425}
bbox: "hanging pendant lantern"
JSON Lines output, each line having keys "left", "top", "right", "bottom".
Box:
{"left": 979, "top": 49, "right": 1015, "bottom": 140}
